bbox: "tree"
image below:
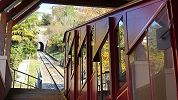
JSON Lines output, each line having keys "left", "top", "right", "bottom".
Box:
{"left": 11, "top": 13, "right": 40, "bottom": 68}
{"left": 41, "top": 14, "right": 51, "bottom": 26}
{"left": 44, "top": 5, "right": 112, "bottom": 64}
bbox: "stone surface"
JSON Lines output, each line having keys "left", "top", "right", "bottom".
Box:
{"left": 5, "top": 88, "right": 66, "bottom": 100}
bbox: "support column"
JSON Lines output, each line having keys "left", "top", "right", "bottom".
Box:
{"left": 86, "top": 25, "right": 92, "bottom": 100}
{"left": 3, "top": 20, "right": 13, "bottom": 96}
{"left": 0, "top": 11, "right": 7, "bottom": 55}
{"left": 0, "top": 11, "right": 8, "bottom": 91}
{"left": 168, "top": 0, "right": 178, "bottom": 93}
{"left": 74, "top": 30, "right": 79, "bottom": 100}
{"left": 5, "top": 20, "right": 13, "bottom": 63}
{"left": 108, "top": 17, "right": 118, "bottom": 100}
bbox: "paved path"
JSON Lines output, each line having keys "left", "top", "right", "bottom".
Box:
{"left": 17, "top": 60, "right": 30, "bottom": 83}
{"left": 6, "top": 88, "right": 66, "bottom": 100}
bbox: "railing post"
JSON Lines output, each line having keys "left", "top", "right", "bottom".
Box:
{"left": 13, "top": 70, "right": 15, "bottom": 88}
{"left": 20, "top": 83, "right": 22, "bottom": 88}
{"left": 27, "top": 75, "right": 29, "bottom": 88}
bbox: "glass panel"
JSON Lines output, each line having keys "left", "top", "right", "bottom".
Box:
{"left": 91, "top": 27, "right": 95, "bottom": 73}
{"left": 91, "top": 27, "right": 95, "bottom": 47}
{"left": 117, "top": 18, "right": 126, "bottom": 87}
{"left": 71, "top": 45, "right": 74, "bottom": 75}
{"left": 130, "top": 36, "right": 151, "bottom": 100}
{"left": 66, "top": 35, "right": 70, "bottom": 64}
{"left": 81, "top": 41, "right": 87, "bottom": 85}
{"left": 97, "top": 62, "right": 102, "bottom": 100}
{"left": 79, "top": 53, "right": 83, "bottom": 87}
{"left": 148, "top": 7, "right": 177, "bottom": 100}
{"left": 101, "top": 38, "right": 110, "bottom": 100}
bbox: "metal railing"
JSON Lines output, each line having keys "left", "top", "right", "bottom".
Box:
{"left": 11, "top": 68, "right": 42, "bottom": 89}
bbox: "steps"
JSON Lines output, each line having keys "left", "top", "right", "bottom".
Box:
{"left": 5, "top": 88, "right": 66, "bottom": 100}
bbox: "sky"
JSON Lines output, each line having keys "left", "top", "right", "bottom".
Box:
{"left": 37, "top": 3, "right": 57, "bottom": 14}
{"left": 37, "top": 3, "right": 83, "bottom": 14}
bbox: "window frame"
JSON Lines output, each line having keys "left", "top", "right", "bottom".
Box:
{"left": 127, "top": 6, "right": 176, "bottom": 100}
{"left": 96, "top": 35, "right": 110, "bottom": 100}
{"left": 80, "top": 38, "right": 87, "bottom": 88}
{"left": 116, "top": 17, "right": 127, "bottom": 88}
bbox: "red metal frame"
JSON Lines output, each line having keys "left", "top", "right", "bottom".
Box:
{"left": 86, "top": 25, "right": 92, "bottom": 100}
{"left": 63, "top": 0, "right": 178, "bottom": 100}
{"left": 167, "top": 0, "right": 178, "bottom": 93}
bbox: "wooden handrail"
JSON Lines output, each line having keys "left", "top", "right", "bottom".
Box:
{"left": 11, "top": 68, "right": 40, "bottom": 80}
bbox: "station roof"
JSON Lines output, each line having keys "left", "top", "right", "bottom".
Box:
{"left": 0, "top": 0, "right": 131, "bottom": 26}
{"left": 41, "top": 0, "right": 130, "bottom": 7}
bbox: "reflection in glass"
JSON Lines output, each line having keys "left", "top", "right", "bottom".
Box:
{"left": 66, "top": 42, "right": 69, "bottom": 64}
{"left": 117, "top": 18, "right": 126, "bottom": 87}
{"left": 148, "top": 7, "right": 177, "bottom": 100}
{"left": 97, "top": 38, "right": 110, "bottom": 100}
{"left": 81, "top": 41, "right": 87, "bottom": 86}
{"left": 97, "top": 62, "right": 102, "bottom": 100}
{"left": 91, "top": 27, "right": 96, "bottom": 73}
{"left": 130, "top": 36, "right": 151, "bottom": 100}
{"left": 79, "top": 53, "right": 83, "bottom": 86}
{"left": 101, "top": 39, "right": 110, "bottom": 93}
{"left": 71, "top": 45, "right": 74, "bottom": 75}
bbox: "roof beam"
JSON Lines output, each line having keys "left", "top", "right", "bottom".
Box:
{"left": 12, "top": 2, "right": 41, "bottom": 26}
{"left": 4, "top": 0, "right": 23, "bottom": 13}
{"left": 41, "top": 0, "right": 129, "bottom": 7}
{"left": 7, "top": 0, "right": 41, "bottom": 22}
{"left": 0, "top": 12, "right": 7, "bottom": 55}
{"left": 0, "top": 0, "right": 14, "bottom": 13}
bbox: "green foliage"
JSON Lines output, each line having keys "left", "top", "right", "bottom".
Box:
{"left": 45, "top": 6, "right": 111, "bottom": 63}
{"left": 101, "top": 39, "right": 110, "bottom": 74}
{"left": 46, "top": 33, "right": 64, "bottom": 60}
{"left": 41, "top": 14, "right": 51, "bottom": 25}
{"left": 29, "top": 59, "right": 41, "bottom": 86}
{"left": 11, "top": 13, "right": 40, "bottom": 69}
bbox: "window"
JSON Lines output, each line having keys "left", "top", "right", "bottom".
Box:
{"left": 148, "top": 7, "right": 177, "bottom": 100}
{"left": 80, "top": 40, "right": 87, "bottom": 86}
{"left": 130, "top": 36, "right": 151, "bottom": 100}
{"left": 130, "top": 7, "right": 177, "bottom": 100}
{"left": 97, "top": 37, "right": 110, "bottom": 100}
{"left": 91, "top": 26, "right": 96, "bottom": 73}
{"left": 71, "top": 44, "right": 74, "bottom": 75}
{"left": 79, "top": 52, "right": 83, "bottom": 86}
{"left": 65, "top": 42, "right": 69, "bottom": 64}
{"left": 117, "top": 18, "right": 126, "bottom": 87}
{"left": 91, "top": 26, "right": 95, "bottom": 47}
{"left": 66, "top": 34, "right": 70, "bottom": 64}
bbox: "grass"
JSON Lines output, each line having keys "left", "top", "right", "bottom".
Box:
{"left": 48, "top": 51, "right": 63, "bottom": 61}
{"left": 28, "top": 59, "right": 41, "bottom": 86}
{"left": 13, "top": 59, "right": 41, "bottom": 88}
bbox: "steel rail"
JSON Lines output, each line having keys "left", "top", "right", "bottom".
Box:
{"left": 38, "top": 52, "right": 59, "bottom": 90}
{"left": 41, "top": 52, "right": 64, "bottom": 78}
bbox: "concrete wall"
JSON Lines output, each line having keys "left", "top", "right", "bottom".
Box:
{"left": 0, "top": 56, "right": 12, "bottom": 99}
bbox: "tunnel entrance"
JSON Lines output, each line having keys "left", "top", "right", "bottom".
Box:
{"left": 38, "top": 42, "right": 44, "bottom": 52}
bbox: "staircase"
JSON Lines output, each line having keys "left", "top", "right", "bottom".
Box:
{"left": 4, "top": 68, "right": 66, "bottom": 100}
{"left": 5, "top": 88, "right": 66, "bottom": 100}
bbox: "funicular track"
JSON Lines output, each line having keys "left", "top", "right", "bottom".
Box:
{"left": 38, "top": 52, "right": 64, "bottom": 90}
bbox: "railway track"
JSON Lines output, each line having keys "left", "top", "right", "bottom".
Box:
{"left": 38, "top": 52, "right": 64, "bottom": 90}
